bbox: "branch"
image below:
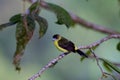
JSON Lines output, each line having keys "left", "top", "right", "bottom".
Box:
{"left": 28, "top": 52, "right": 70, "bottom": 80}
{"left": 90, "top": 49, "right": 117, "bottom": 80}
{"left": 113, "top": 63, "right": 120, "bottom": 67}
{"left": 90, "top": 49, "right": 104, "bottom": 74}
{"left": 78, "top": 34, "right": 120, "bottom": 49}
{"left": 28, "top": 34, "right": 120, "bottom": 80}
{"left": 25, "top": 1, "right": 120, "bottom": 80}
{"left": 70, "top": 13, "right": 120, "bottom": 34}
{"left": 27, "top": 0, "right": 120, "bottom": 34}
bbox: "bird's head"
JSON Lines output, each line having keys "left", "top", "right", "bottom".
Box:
{"left": 52, "top": 34, "right": 61, "bottom": 41}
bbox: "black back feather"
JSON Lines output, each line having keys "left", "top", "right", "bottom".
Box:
{"left": 58, "top": 37, "right": 76, "bottom": 52}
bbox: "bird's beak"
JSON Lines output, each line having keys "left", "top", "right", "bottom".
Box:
{"left": 52, "top": 38, "right": 56, "bottom": 41}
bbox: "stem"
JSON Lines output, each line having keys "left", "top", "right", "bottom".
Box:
{"left": 78, "top": 34, "right": 120, "bottom": 49}
{"left": 28, "top": 52, "right": 70, "bottom": 80}
{"left": 90, "top": 49, "right": 104, "bottom": 74}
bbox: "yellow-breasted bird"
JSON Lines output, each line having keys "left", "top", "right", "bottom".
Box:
{"left": 52, "top": 34, "right": 88, "bottom": 58}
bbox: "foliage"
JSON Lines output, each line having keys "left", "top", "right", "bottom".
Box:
{"left": 46, "top": 2, "right": 75, "bottom": 28}
{"left": 35, "top": 15, "right": 48, "bottom": 38}
{"left": 100, "top": 58, "right": 120, "bottom": 74}
{"left": 0, "top": 1, "right": 74, "bottom": 71}
{"left": 0, "top": 0, "right": 120, "bottom": 80}
{"left": 80, "top": 46, "right": 98, "bottom": 61}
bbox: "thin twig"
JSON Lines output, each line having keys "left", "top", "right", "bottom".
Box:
{"left": 104, "top": 72, "right": 117, "bottom": 80}
{"left": 22, "top": 0, "right": 26, "bottom": 13}
{"left": 23, "top": 14, "right": 32, "bottom": 38}
{"left": 70, "top": 13, "right": 120, "bottom": 34}
{"left": 28, "top": 52, "right": 70, "bottom": 80}
{"left": 78, "top": 34, "right": 120, "bottom": 49}
{"left": 28, "top": 34, "right": 120, "bottom": 80}
{"left": 90, "top": 49, "right": 117, "bottom": 80}
{"left": 89, "top": 49, "right": 104, "bottom": 77}
{"left": 113, "top": 63, "right": 120, "bottom": 67}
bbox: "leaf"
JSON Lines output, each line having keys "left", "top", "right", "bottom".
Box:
{"left": 117, "top": 41, "right": 120, "bottom": 51}
{"left": 0, "top": 13, "right": 22, "bottom": 30}
{"left": 80, "top": 46, "right": 98, "bottom": 62}
{"left": 35, "top": 15, "right": 48, "bottom": 38}
{"left": 47, "top": 2, "right": 75, "bottom": 28}
{"left": 118, "top": 0, "right": 120, "bottom": 5}
{"left": 13, "top": 15, "right": 35, "bottom": 71}
{"left": 103, "top": 61, "right": 113, "bottom": 72}
{"left": 9, "top": 13, "right": 22, "bottom": 23}
{"left": 100, "top": 58, "right": 120, "bottom": 74}
{"left": 29, "top": 1, "right": 39, "bottom": 13}
{"left": 0, "top": 22, "right": 16, "bottom": 30}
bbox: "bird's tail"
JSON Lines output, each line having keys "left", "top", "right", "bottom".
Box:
{"left": 76, "top": 49, "right": 88, "bottom": 58}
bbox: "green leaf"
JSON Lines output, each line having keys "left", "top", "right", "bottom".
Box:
{"left": 100, "top": 58, "right": 120, "bottom": 74}
{"left": 0, "top": 22, "right": 16, "bottom": 30}
{"left": 9, "top": 13, "right": 22, "bottom": 23}
{"left": 117, "top": 41, "right": 120, "bottom": 51}
{"left": 118, "top": 0, "right": 120, "bottom": 5}
{"left": 35, "top": 15, "right": 48, "bottom": 38}
{"left": 103, "top": 61, "right": 113, "bottom": 72}
{"left": 0, "top": 13, "right": 22, "bottom": 30}
{"left": 29, "top": 1, "right": 39, "bottom": 13}
{"left": 80, "top": 46, "right": 98, "bottom": 61}
{"left": 47, "top": 2, "right": 75, "bottom": 28}
{"left": 13, "top": 15, "right": 35, "bottom": 71}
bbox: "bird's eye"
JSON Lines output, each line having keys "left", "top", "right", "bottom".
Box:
{"left": 53, "top": 34, "right": 59, "bottom": 39}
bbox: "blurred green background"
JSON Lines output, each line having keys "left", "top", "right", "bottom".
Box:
{"left": 0, "top": 0, "right": 120, "bottom": 80}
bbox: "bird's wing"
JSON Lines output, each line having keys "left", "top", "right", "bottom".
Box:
{"left": 58, "top": 37, "right": 75, "bottom": 52}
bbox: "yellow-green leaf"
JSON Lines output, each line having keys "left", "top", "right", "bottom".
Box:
{"left": 103, "top": 61, "right": 113, "bottom": 72}
{"left": 35, "top": 15, "right": 48, "bottom": 38}
{"left": 13, "top": 15, "right": 35, "bottom": 71}
{"left": 100, "top": 58, "right": 120, "bottom": 74}
{"left": 47, "top": 2, "right": 74, "bottom": 28}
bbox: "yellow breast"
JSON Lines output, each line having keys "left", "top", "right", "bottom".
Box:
{"left": 54, "top": 40, "right": 68, "bottom": 52}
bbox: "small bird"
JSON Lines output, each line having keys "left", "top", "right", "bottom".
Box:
{"left": 52, "top": 34, "right": 88, "bottom": 58}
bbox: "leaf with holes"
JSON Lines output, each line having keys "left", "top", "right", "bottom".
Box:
{"left": 47, "top": 2, "right": 75, "bottom": 28}
{"left": 13, "top": 15, "right": 35, "bottom": 71}
{"left": 35, "top": 15, "right": 48, "bottom": 38}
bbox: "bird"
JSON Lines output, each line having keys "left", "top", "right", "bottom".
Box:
{"left": 52, "top": 34, "right": 88, "bottom": 58}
